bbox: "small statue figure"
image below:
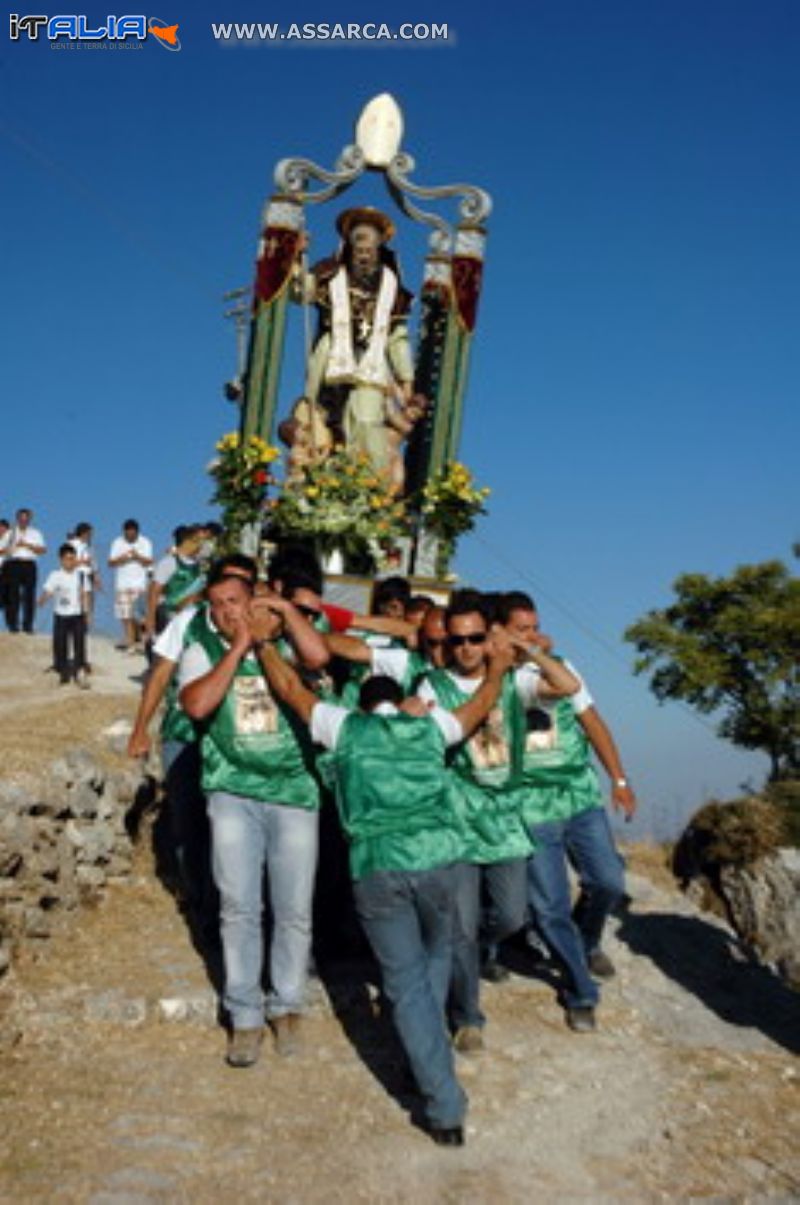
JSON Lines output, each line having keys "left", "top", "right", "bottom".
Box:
{"left": 277, "top": 397, "right": 333, "bottom": 480}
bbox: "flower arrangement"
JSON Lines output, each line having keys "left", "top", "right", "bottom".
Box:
{"left": 268, "top": 448, "right": 409, "bottom": 570}
{"left": 208, "top": 431, "right": 281, "bottom": 549}
{"left": 418, "top": 461, "right": 491, "bottom": 575}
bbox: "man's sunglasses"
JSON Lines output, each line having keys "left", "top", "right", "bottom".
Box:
{"left": 295, "top": 604, "right": 323, "bottom": 621}
{"left": 448, "top": 633, "right": 487, "bottom": 648}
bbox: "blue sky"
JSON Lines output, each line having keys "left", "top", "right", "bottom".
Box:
{"left": 2, "top": 1, "right": 797, "bottom": 837}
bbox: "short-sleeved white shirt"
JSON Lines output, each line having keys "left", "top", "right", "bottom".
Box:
{"left": 153, "top": 605, "right": 198, "bottom": 663}
{"left": 418, "top": 662, "right": 592, "bottom": 714}
{"left": 110, "top": 535, "right": 153, "bottom": 591}
{"left": 417, "top": 666, "right": 543, "bottom": 709}
{"left": 43, "top": 568, "right": 84, "bottom": 616}
{"left": 310, "top": 699, "right": 463, "bottom": 751}
{"left": 153, "top": 553, "right": 179, "bottom": 587}
{"left": 8, "top": 526, "right": 46, "bottom": 561}
{"left": 370, "top": 646, "right": 412, "bottom": 683}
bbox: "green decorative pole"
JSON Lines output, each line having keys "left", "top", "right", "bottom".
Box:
{"left": 406, "top": 222, "right": 487, "bottom": 491}
{"left": 240, "top": 197, "right": 304, "bottom": 443}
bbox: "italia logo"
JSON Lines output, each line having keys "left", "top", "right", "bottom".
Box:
{"left": 9, "top": 14, "right": 182, "bottom": 50}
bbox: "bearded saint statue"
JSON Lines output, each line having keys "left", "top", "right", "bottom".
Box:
{"left": 290, "top": 207, "right": 423, "bottom": 484}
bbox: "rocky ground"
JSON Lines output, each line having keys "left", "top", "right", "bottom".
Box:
{"left": 0, "top": 635, "right": 798, "bottom": 1202}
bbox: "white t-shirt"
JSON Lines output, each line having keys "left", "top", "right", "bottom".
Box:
{"left": 0, "top": 531, "right": 9, "bottom": 562}
{"left": 110, "top": 535, "right": 153, "bottom": 591}
{"left": 310, "top": 699, "right": 463, "bottom": 751}
{"left": 370, "top": 646, "right": 412, "bottom": 682}
{"left": 43, "top": 568, "right": 84, "bottom": 616}
{"left": 8, "top": 526, "right": 46, "bottom": 561}
{"left": 153, "top": 606, "right": 198, "bottom": 663}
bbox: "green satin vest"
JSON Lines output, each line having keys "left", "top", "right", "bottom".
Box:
{"left": 422, "top": 669, "right": 533, "bottom": 865}
{"left": 194, "top": 623, "right": 319, "bottom": 809}
{"left": 332, "top": 710, "right": 467, "bottom": 879}
{"left": 162, "top": 556, "right": 204, "bottom": 617}
{"left": 520, "top": 678, "right": 602, "bottom": 827}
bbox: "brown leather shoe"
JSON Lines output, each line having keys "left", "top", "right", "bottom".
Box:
{"left": 271, "top": 1013, "right": 302, "bottom": 1058}
{"left": 453, "top": 1025, "right": 484, "bottom": 1054}
{"left": 226, "top": 1027, "right": 264, "bottom": 1068}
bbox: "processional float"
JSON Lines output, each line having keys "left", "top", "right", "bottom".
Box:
{"left": 228, "top": 93, "right": 491, "bottom": 585}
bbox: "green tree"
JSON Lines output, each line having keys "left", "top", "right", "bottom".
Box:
{"left": 625, "top": 560, "right": 800, "bottom": 780}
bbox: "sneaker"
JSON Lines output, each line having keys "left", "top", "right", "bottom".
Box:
{"left": 453, "top": 1026, "right": 484, "bottom": 1054}
{"left": 76, "top": 669, "right": 91, "bottom": 691}
{"left": 566, "top": 1006, "right": 597, "bottom": 1034}
{"left": 588, "top": 949, "right": 616, "bottom": 980}
{"left": 430, "top": 1125, "right": 465, "bottom": 1147}
{"left": 271, "top": 1013, "right": 302, "bottom": 1058}
{"left": 226, "top": 1027, "right": 264, "bottom": 1068}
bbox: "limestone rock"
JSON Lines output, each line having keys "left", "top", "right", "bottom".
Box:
{"left": 719, "top": 849, "right": 800, "bottom": 986}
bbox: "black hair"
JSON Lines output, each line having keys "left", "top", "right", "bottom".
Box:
{"left": 359, "top": 674, "right": 404, "bottom": 712}
{"left": 123, "top": 518, "right": 139, "bottom": 531}
{"left": 445, "top": 588, "right": 490, "bottom": 628}
{"left": 173, "top": 523, "right": 201, "bottom": 546}
{"left": 59, "top": 542, "right": 76, "bottom": 558}
{"left": 481, "top": 592, "right": 504, "bottom": 625}
{"left": 206, "top": 553, "right": 258, "bottom": 589}
{"left": 281, "top": 568, "right": 322, "bottom": 600}
{"left": 371, "top": 576, "right": 411, "bottom": 615}
{"left": 267, "top": 542, "right": 323, "bottom": 594}
{"left": 406, "top": 594, "right": 435, "bottom": 614}
{"left": 496, "top": 590, "right": 537, "bottom": 625}
{"left": 203, "top": 521, "right": 223, "bottom": 538}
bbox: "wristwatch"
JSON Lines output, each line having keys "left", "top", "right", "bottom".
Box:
{"left": 614, "top": 777, "right": 629, "bottom": 788}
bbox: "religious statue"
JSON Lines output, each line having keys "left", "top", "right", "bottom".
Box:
{"left": 291, "top": 207, "right": 421, "bottom": 482}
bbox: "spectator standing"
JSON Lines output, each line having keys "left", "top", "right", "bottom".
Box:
{"left": 0, "top": 519, "right": 10, "bottom": 618}
{"left": 68, "top": 522, "right": 101, "bottom": 630}
{"left": 108, "top": 520, "right": 153, "bottom": 651}
{"left": 4, "top": 508, "right": 46, "bottom": 633}
{"left": 37, "top": 543, "right": 89, "bottom": 686}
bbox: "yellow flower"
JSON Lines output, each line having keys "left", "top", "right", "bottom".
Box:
{"left": 306, "top": 486, "right": 319, "bottom": 499}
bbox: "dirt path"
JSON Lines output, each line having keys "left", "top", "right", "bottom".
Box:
{"left": 0, "top": 636, "right": 798, "bottom": 1201}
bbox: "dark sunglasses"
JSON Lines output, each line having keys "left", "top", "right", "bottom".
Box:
{"left": 295, "top": 603, "right": 322, "bottom": 621}
{"left": 448, "top": 633, "right": 487, "bottom": 648}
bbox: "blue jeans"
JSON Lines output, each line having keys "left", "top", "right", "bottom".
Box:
{"left": 527, "top": 806, "right": 625, "bottom": 1009}
{"left": 450, "top": 858, "right": 528, "bottom": 1029}
{"left": 354, "top": 865, "right": 466, "bottom": 1129}
{"left": 162, "top": 740, "right": 214, "bottom": 919}
{"left": 208, "top": 792, "right": 319, "bottom": 1029}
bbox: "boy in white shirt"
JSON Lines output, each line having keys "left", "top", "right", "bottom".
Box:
{"left": 38, "top": 544, "right": 90, "bottom": 687}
